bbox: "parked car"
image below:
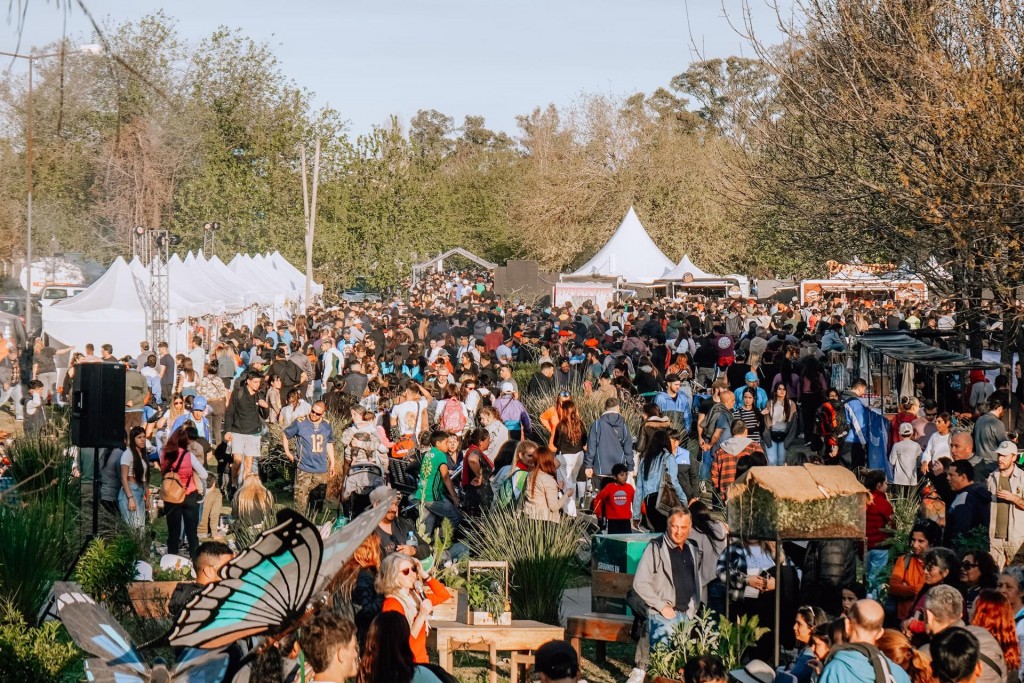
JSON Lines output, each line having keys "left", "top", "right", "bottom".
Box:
{"left": 0, "top": 295, "right": 40, "bottom": 337}
{"left": 340, "top": 278, "right": 382, "bottom": 304}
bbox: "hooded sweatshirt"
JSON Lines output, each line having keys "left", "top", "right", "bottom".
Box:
{"left": 711, "top": 436, "right": 763, "bottom": 494}
{"left": 584, "top": 411, "right": 635, "bottom": 476}
{"left": 819, "top": 647, "right": 910, "bottom": 683}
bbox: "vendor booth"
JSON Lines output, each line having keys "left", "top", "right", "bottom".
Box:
{"left": 656, "top": 254, "right": 750, "bottom": 299}
{"left": 800, "top": 261, "right": 928, "bottom": 305}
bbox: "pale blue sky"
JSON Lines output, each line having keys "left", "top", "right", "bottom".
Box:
{"left": 4, "top": 0, "right": 794, "bottom": 135}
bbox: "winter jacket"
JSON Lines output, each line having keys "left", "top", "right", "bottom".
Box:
{"left": 632, "top": 534, "right": 704, "bottom": 616}
{"left": 841, "top": 392, "right": 868, "bottom": 445}
{"left": 801, "top": 540, "right": 858, "bottom": 615}
{"left": 523, "top": 470, "right": 567, "bottom": 522}
{"left": 633, "top": 450, "right": 687, "bottom": 519}
{"left": 865, "top": 490, "right": 893, "bottom": 550}
{"left": 653, "top": 391, "right": 692, "bottom": 432}
{"left": 945, "top": 482, "right": 993, "bottom": 548}
{"left": 584, "top": 412, "right": 635, "bottom": 476}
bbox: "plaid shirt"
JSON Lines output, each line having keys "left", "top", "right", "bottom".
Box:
{"left": 710, "top": 440, "right": 764, "bottom": 496}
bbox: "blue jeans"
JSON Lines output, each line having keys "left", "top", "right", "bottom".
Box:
{"left": 700, "top": 451, "right": 713, "bottom": 481}
{"left": 423, "top": 498, "right": 462, "bottom": 535}
{"left": 866, "top": 548, "right": 889, "bottom": 598}
{"left": 649, "top": 610, "right": 688, "bottom": 649}
{"left": 765, "top": 440, "right": 786, "bottom": 466}
{"left": 118, "top": 482, "right": 146, "bottom": 529}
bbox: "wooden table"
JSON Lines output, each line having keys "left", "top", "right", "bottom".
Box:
{"left": 428, "top": 620, "right": 565, "bottom": 683}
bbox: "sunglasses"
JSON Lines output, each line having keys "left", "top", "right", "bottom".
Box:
{"left": 173, "top": 401, "right": 183, "bottom": 406}
{"left": 400, "top": 567, "right": 414, "bottom": 576}
{"left": 311, "top": 410, "right": 324, "bottom": 417}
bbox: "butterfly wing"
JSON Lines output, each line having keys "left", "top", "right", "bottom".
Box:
{"left": 53, "top": 582, "right": 149, "bottom": 679}
{"left": 170, "top": 647, "right": 230, "bottom": 682}
{"left": 82, "top": 658, "right": 147, "bottom": 683}
{"left": 170, "top": 508, "right": 323, "bottom": 649}
{"left": 316, "top": 490, "right": 396, "bottom": 594}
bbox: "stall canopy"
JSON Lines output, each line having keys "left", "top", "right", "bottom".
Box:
{"left": 658, "top": 254, "right": 751, "bottom": 298}
{"left": 567, "top": 207, "right": 674, "bottom": 284}
{"left": 857, "top": 332, "right": 1001, "bottom": 370}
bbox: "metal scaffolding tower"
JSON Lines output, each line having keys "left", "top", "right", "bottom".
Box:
{"left": 131, "top": 227, "right": 171, "bottom": 349}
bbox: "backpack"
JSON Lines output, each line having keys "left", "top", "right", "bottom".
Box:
{"left": 496, "top": 469, "right": 529, "bottom": 509}
{"left": 391, "top": 436, "right": 416, "bottom": 460}
{"left": 439, "top": 398, "right": 467, "bottom": 433}
{"left": 816, "top": 400, "right": 849, "bottom": 441}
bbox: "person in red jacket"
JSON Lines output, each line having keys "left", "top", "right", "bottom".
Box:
{"left": 592, "top": 463, "right": 635, "bottom": 534}
{"left": 864, "top": 468, "right": 894, "bottom": 598}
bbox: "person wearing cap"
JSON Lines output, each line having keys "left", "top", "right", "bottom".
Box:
{"left": 534, "top": 640, "right": 579, "bottom": 683}
{"left": 733, "top": 372, "right": 767, "bottom": 412}
{"left": 494, "top": 381, "right": 531, "bottom": 441}
{"left": 370, "top": 486, "right": 429, "bottom": 559}
{"left": 889, "top": 421, "right": 923, "bottom": 492}
{"left": 819, "top": 600, "right": 910, "bottom": 683}
{"left": 988, "top": 440, "right": 1024, "bottom": 568}
{"left": 170, "top": 394, "right": 213, "bottom": 442}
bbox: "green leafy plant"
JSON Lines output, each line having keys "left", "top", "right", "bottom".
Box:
{"left": 465, "top": 569, "right": 508, "bottom": 619}
{"left": 463, "top": 505, "right": 588, "bottom": 624}
{"left": 74, "top": 534, "right": 142, "bottom": 612}
{"left": 0, "top": 498, "right": 76, "bottom": 622}
{"left": 2, "top": 431, "right": 77, "bottom": 505}
{"left": 0, "top": 597, "right": 81, "bottom": 683}
{"left": 153, "top": 566, "right": 193, "bottom": 582}
{"left": 647, "top": 609, "right": 769, "bottom": 679}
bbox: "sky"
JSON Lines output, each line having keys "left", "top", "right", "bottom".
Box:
{"left": 3, "top": 0, "right": 794, "bottom": 136}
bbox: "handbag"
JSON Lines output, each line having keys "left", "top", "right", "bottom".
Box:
{"left": 655, "top": 458, "right": 682, "bottom": 516}
{"left": 160, "top": 450, "right": 188, "bottom": 505}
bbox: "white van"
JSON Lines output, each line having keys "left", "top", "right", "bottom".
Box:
{"left": 39, "top": 285, "right": 87, "bottom": 307}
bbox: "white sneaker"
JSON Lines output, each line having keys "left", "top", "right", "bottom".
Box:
{"left": 626, "top": 667, "right": 646, "bottom": 683}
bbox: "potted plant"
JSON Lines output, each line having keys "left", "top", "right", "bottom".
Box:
{"left": 464, "top": 561, "right": 511, "bottom": 626}
{"left": 647, "top": 608, "right": 768, "bottom": 682}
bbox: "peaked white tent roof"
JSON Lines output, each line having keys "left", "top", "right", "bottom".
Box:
{"left": 267, "top": 251, "right": 323, "bottom": 297}
{"left": 42, "top": 256, "right": 147, "bottom": 356}
{"left": 661, "top": 255, "right": 715, "bottom": 281}
{"left": 569, "top": 207, "right": 674, "bottom": 284}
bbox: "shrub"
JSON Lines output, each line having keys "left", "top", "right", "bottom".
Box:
{"left": 0, "top": 499, "right": 76, "bottom": 622}
{"left": 0, "top": 598, "right": 81, "bottom": 683}
{"left": 74, "top": 534, "right": 143, "bottom": 613}
{"left": 521, "top": 386, "right": 644, "bottom": 443}
{"left": 463, "top": 505, "right": 587, "bottom": 624}
{"left": 2, "top": 432, "right": 77, "bottom": 506}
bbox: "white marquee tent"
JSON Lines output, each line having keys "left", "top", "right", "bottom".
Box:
{"left": 567, "top": 207, "right": 674, "bottom": 284}
{"left": 658, "top": 254, "right": 751, "bottom": 298}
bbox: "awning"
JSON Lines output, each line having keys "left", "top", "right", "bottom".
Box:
{"left": 857, "top": 332, "right": 1002, "bottom": 371}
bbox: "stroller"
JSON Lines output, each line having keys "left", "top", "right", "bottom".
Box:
{"left": 339, "top": 430, "right": 386, "bottom": 518}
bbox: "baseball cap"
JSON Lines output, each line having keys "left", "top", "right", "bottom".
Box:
{"left": 744, "top": 371, "right": 759, "bottom": 383}
{"left": 500, "top": 382, "right": 515, "bottom": 394}
{"left": 369, "top": 486, "right": 396, "bottom": 507}
{"left": 534, "top": 640, "right": 578, "bottom": 679}
{"left": 250, "top": 356, "right": 265, "bottom": 367}
{"left": 898, "top": 422, "right": 914, "bottom": 436}
{"left": 192, "top": 396, "right": 208, "bottom": 412}
{"left": 996, "top": 441, "right": 1018, "bottom": 456}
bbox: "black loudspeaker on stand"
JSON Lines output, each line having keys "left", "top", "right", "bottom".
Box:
{"left": 71, "top": 362, "right": 126, "bottom": 448}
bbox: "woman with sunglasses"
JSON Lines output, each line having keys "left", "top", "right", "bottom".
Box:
{"left": 961, "top": 550, "right": 999, "bottom": 614}
{"left": 378, "top": 553, "right": 450, "bottom": 664}
{"left": 155, "top": 393, "right": 187, "bottom": 454}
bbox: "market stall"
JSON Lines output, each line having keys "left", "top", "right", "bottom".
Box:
{"left": 800, "top": 261, "right": 927, "bottom": 305}
{"left": 726, "top": 465, "right": 868, "bottom": 666}
{"left": 656, "top": 254, "right": 750, "bottom": 299}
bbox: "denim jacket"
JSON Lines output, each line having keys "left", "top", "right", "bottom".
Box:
{"left": 633, "top": 449, "right": 687, "bottom": 519}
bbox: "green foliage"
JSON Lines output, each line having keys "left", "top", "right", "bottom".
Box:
{"left": 463, "top": 505, "right": 587, "bottom": 624}
{"left": 0, "top": 598, "right": 81, "bottom": 683}
{"left": 952, "top": 526, "right": 991, "bottom": 557}
{"left": 74, "top": 534, "right": 142, "bottom": 612}
{"left": 647, "top": 608, "right": 769, "bottom": 678}
{"left": 521, "top": 386, "right": 644, "bottom": 444}
{"left": 464, "top": 568, "right": 508, "bottom": 619}
{"left": 0, "top": 498, "right": 76, "bottom": 622}
{"left": 2, "top": 432, "right": 77, "bottom": 505}
{"left": 152, "top": 566, "right": 192, "bottom": 582}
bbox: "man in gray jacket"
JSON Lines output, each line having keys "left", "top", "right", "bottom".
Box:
{"left": 632, "top": 507, "right": 704, "bottom": 650}
{"left": 584, "top": 398, "right": 635, "bottom": 488}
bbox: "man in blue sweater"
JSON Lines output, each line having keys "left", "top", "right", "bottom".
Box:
{"left": 820, "top": 599, "right": 910, "bottom": 683}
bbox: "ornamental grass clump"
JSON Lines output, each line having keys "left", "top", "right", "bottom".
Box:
{"left": 521, "top": 386, "right": 644, "bottom": 443}
{"left": 463, "top": 505, "right": 588, "bottom": 624}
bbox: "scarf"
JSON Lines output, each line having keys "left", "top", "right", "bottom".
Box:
{"left": 392, "top": 589, "right": 427, "bottom": 634}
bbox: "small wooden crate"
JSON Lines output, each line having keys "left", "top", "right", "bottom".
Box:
{"left": 462, "top": 560, "right": 511, "bottom": 626}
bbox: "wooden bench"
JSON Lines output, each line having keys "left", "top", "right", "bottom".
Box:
{"left": 565, "top": 569, "right": 636, "bottom": 662}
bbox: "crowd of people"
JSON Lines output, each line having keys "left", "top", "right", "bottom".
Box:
{"left": 4, "top": 266, "right": 1024, "bottom": 683}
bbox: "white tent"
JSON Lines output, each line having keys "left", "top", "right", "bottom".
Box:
{"left": 661, "top": 255, "right": 715, "bottom": 281}
{"left": 568, "top": 207, "right": 674, "bottom": 284}
{"left": 204, "top": 253, "right": 268, "bottom": 307}
{"left": 183, "top": 252, "right": 248, "bottom": 312}
{"left": 267, "top": 251, "right": 323, "bottom": 298}
{"left": 42, "top": 256, "right": 147, "bottom": 357}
